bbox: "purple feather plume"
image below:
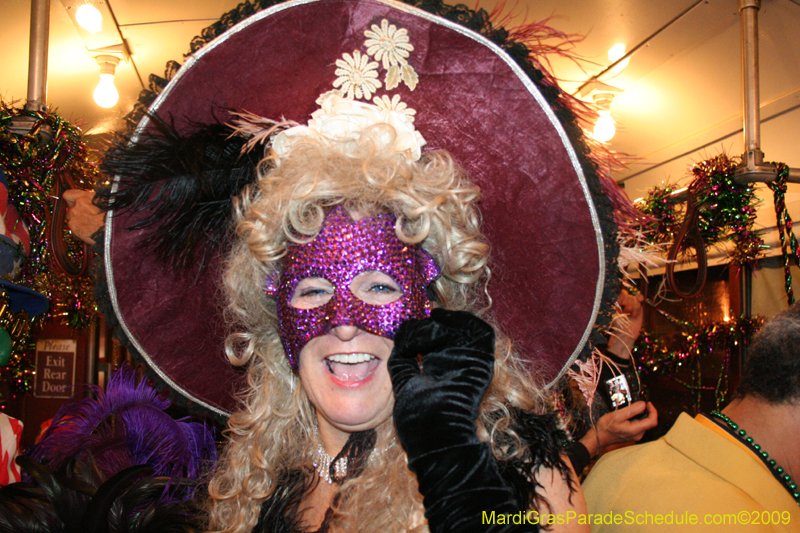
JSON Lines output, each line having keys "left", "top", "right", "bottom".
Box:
{"left": 28, "top": 364, "right": 216, "bottom": 483}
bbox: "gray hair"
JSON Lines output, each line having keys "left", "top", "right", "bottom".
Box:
{"left": 737, "top": 302, "right": 800, "bottom": 403}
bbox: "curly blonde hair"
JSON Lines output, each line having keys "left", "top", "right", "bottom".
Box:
{"left": 206, "top": 127, "right": 553, "bottom": 533}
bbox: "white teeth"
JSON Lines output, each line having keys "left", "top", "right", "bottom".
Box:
{"left": 327, "top": 353, "right": 375, "bottom": 364}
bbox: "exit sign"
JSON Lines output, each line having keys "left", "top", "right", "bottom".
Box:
{"left": 33, "top": 339, "right": 77, "bottom": 399}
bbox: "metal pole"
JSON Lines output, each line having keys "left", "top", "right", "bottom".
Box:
{"left": 739, "top": 0, "right": 761, "bottom": 165}
{"left": 735, "top": 167, "right": 800, "bottom": 183}
{"left": 25, "top": 0, "right": 50, "bottom": 113}
{"left": 733, "top": 0, "right": 780, "bottom": 184}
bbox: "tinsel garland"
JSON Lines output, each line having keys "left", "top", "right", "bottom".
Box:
{"left": 0, "top": 104, "right": 99, "bottom": 395}
{"left": 0, "top": 288, "right": 43, "bottom": 398}
{"left": 639, "top": 154, "right": 765, "bottom": 268}
{"left": 0, "top": 326, "right": 41, "bottom": 400}
{"left": 632, "top": 313, "right": 763, "bottom": 413}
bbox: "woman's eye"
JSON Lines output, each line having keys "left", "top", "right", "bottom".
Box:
{"left": 300, "top": 287, "right": 329, "bottom": 297}
{"left": 369, "top": 283, "right": 398, "bottom": 294}
{"left": 290, "top": 278, "right": 334, "bottom": 309}
{"left": 351, "top": 271, "right": 402, "bottom": 305}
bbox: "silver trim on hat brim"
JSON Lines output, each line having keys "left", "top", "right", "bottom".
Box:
{"left": 105, "top": 0, "right": 605, "bottom": 415}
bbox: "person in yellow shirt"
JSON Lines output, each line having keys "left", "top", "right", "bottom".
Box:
{"left": 582, "top": 302, "right": 800, "bottom": 532}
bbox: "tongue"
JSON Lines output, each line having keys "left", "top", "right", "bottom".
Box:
{"left": 329, "top": 360, "right": 373, "bottom": 381}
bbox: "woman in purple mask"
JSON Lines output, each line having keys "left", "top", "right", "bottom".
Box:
{"left": 207, "top": 125, "right": 587, "bottom": 532}
{"left": 94, "top": 1, "right": 623, "bottom": 532}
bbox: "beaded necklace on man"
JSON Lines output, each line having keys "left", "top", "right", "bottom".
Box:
{"left": 709, "top": 411, "right": 800, "bottom": 505}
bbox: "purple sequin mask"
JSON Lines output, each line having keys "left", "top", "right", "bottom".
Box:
{"left": 266, "top": 207, "right": 441, "bottom": 369}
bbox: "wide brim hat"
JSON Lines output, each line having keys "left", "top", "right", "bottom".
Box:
{"left": 101, "top": 0, "right": 618, "bottom": 419}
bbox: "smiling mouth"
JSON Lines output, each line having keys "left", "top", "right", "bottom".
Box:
{"left": 325, "top": 353, "right": 380, "bottom": 382}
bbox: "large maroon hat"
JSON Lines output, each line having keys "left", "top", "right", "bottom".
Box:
{"left": 102, "top": 0, "right": 617, "bottom": 418}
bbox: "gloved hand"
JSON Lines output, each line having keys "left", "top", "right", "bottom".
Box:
{"left": 389, "top": 308, "right": 495, "bottom": 455}
{"left": 389, "top": 309, "right": 536, "bottom": 532}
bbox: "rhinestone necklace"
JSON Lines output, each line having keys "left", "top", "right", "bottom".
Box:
{"left": 709, "top": 411, "right": 800, "bottom": 505}
{"left": 313, "top": 446, "right": 347, "bottom": 484}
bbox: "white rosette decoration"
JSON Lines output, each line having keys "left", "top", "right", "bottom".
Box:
{"left": 272, "top": 92, "right": 426, "bottom": 161}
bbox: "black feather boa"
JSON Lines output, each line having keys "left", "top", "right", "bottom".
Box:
{"left": 495, "top": 409, "right": 573, "bottom": 514}
{"left": 253, "top": 430, "right": 376, "bottom": 533}
{"left": 0, "top": 456, "right": 204, "bottom": 533}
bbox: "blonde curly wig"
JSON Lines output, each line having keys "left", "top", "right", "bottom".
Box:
{"left": 206, "top": 127, "right": 553, "bottom": 533}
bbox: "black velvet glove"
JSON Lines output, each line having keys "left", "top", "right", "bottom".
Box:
{"left": 389, "top": 309, "right": 538, "bottom": 533}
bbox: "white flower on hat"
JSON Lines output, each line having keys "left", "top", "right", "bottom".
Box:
{"left": 364, "top": 19, "right": 418, "bottom": 91}
{"left": 373, "top": 94, "right": 416, "bottom": 122}
{"left": 333, "top": 51, "right": 381, "bottom": 100}
{"left": 365, "top": 19, "right": 413, "bottom": 69}
{"left": 272, "top": 93, "right": 426, "bottom": 161}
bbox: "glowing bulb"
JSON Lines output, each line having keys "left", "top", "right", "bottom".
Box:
{"left": 593, "top": 110, "right": 615, "bottom": 142}
{"left": 608, "top": 43, "right": 630, "bottom": 75}
{"left": 94, "top": 73, "right": 119, "bottom": 108}
{"left": 76, "top": 4, "right": 103, "bottom": 34}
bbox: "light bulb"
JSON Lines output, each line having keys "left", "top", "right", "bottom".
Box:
{"left": 94, "top": 73, "right": 119, "bottom": 108}
{"left": 607, "top": 43, "right": 630, "bottom": 75}
{"left": 593, "top": 110, "right": 615, "bottom": 142}
{"left": 75, "top": 4, "right": 103, "bottom": 34}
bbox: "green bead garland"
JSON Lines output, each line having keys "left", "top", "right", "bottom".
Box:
{"left": 710, "top": 411, "right": 800, "bottom": 506}
{"left": 767, "top": 164, "right": 799, "bottom": 305}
